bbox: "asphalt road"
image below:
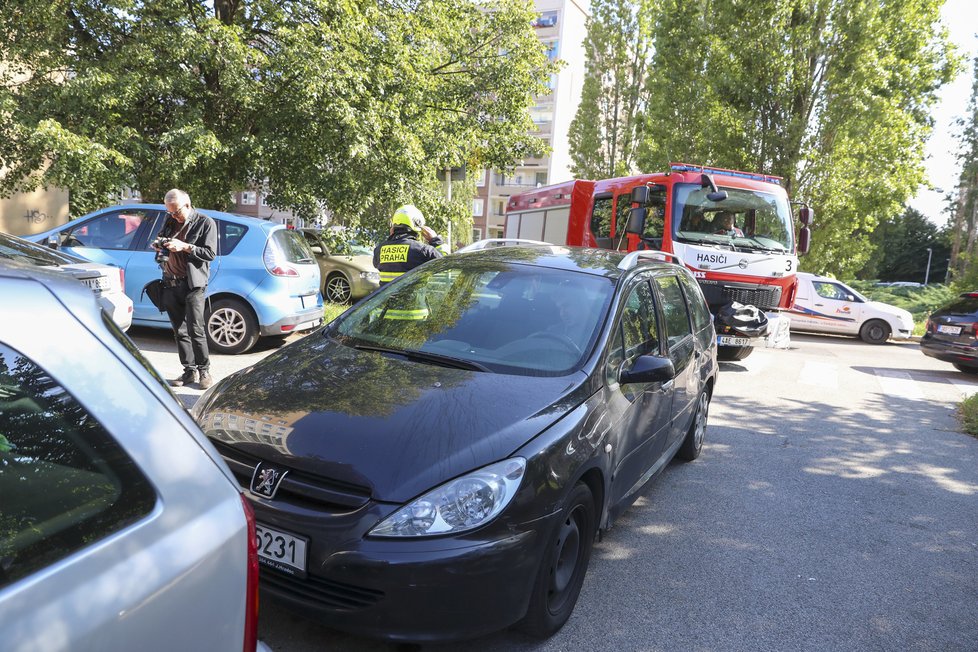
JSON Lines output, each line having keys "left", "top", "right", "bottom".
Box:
{"left": 131, "top": 328, "right": 978, "bottom": 652}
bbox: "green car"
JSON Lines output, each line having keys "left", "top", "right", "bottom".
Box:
{"left": 299, "top": 228, "right": 380, "bottom": 303}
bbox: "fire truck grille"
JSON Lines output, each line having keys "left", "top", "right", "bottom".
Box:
{"left": 721, "top": 285, "right": 782, "bottom": 310}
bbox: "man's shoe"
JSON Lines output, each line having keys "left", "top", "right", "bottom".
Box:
{"left": 170, "top": 369, "right": 198, "bottom": 387}
{"left": 198, "top": 370, "right": 213, "bottom": 390}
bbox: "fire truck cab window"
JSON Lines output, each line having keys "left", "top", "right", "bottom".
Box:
{"left": 590, "top": 195, "right": 613, "bottom": 248}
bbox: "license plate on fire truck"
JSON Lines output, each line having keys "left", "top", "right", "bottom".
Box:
{"left": 717, "top": 335, "right": 751, "bottom": 347}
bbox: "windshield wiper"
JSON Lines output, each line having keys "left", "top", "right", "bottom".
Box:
{"left": 353, "top": 343, "right": 490, "bottom": 372}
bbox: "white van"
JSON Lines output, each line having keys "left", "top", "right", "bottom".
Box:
{"left": 787, "top": 272, "right": 914, "bottom": 344}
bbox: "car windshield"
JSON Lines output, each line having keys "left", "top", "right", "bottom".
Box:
{"left": 672, "top": 183, "right": 794, "bottom": 252}
{"left": 0, "top": 233, "right": 85, "bottom": 267}
{"left": 332, "top": 262, "right": 615, "bottom": 375}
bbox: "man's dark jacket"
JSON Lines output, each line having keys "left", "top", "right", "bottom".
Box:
{"left": 373, "top": 228, "right": 444, "bottom": 285}
{"left": 159, "top": 209, "right": 217, "bottom": 290}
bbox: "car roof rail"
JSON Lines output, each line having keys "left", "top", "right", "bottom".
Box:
{"left": 617, "top": 249, "right": 682, "bottom": 270}
{"left": 456, "top": 238, "right": 553, "bottom": 253}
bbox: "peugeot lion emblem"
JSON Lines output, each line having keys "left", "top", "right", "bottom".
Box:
{"left": 250, "top": 462, "right": 289, "bottom": 499}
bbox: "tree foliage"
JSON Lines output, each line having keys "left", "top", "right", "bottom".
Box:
{"left": 949, "top": 55, "right": 978, "bottom": 280}
{"left": 0, "top": 0, "right": 555, "bottom": 233}
{"left": 575, "top": 0, "right": 958, "bottom": 277}
{"left": 567, "top": 0, "right": 653, "bottom": 178}
{"left": 858, "top": 206, "right": 950, "bottom": 283}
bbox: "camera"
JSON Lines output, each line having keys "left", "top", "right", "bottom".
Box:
{"left": 153, "top": 236, "right": 172, "bottom": 265}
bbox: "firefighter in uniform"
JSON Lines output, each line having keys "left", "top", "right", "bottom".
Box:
{"left": 374, "top": 205, "right": 448, "bottom": 286}
{"left": 373, "top": 205, "right": 449, "bottom": 321}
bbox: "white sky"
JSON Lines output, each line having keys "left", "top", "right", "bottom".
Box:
{"left": 907, "top": 0, "right": 978, "bottom": 225}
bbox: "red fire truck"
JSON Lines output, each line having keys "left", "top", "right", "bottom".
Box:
{"left": 504, "top": 163, "right": 813, "bottom": 360}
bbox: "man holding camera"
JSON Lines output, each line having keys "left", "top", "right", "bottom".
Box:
{"left": 155, "top": 188, "right": 217, "bottom": 389}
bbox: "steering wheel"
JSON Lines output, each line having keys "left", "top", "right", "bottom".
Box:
{"left": 528, "top": 331, "right": 582, "bottom": 357}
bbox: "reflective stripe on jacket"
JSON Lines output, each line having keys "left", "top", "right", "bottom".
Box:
{"left": 372, "top": 230, "right": 444, "bottom": 285}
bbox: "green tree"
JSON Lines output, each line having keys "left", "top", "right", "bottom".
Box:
{"left": 858, "top": 206, "right": 949, "bottom": 283}
{"left": 568, "top": 0, "right": 654, "bottom": 178}
{"left": 949, "top": 55, "right": 978, "bottom": 280}
{"left": 0, "top": 0, "right": 554, "bottom": 233}
{"left": 639, "top": 0, "right": 958, "bottom": 277}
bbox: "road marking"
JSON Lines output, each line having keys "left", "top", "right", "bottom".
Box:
{"left": 875, "top": 369, "right": 924, "bottom": 399}
{"left": 949, "top": 379, "right": 978, "bottom": 397}
{"left": 799, "top": 361, "right": 838, "bottom": 386}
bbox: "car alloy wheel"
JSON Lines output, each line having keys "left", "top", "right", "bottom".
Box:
{"left": 325, "top": 274, "right": 352, "bottom": 304}
{"left": 207, "top": 298, "right": 259, "bottom": 354}
{"left": 679, "top": 388, "right": 711, "bottom": 461}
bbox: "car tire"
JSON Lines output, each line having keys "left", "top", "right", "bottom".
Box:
{"left": 678, "top": 387, "right": 711, "bottom": 461}
{"left": 206, "top": 298, "right": 259, "bottom": 355}
{"left": 717, "top": 345, "right": 752, "bottom": 361}
{"left": 859, "top": 319, "right": 890, "bottom": 344}
{"left": 952, "top": 363, "right": 978, "bottom": 374}
{"left": 325, "top": 273, "right": 352, "bottom": 304}
{"left": 519, "top": 482, "right": 596, "bottom": 639}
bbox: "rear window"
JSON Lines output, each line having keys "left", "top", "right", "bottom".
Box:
{"left": 271, "top": 229, "right": 316, "bottom": 264}
{"left": 0, "top": 342, "right": 156, "bottom": 588}
{"left": 941, "top": 297, "right": 978, "bottom": 315}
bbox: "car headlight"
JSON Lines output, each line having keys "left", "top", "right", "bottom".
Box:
{"left": 360, "top": 271, "right": 380, "bottom": 282}
{"left": 369, "top": 457, "right": 526, "bottom": 537}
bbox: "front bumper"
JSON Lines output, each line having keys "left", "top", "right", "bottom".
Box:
{"left": 252, "top": 500, "right": 557, "bottom": 643}
{"left": 350, "top": 274, "right": 380, "bottom": 299}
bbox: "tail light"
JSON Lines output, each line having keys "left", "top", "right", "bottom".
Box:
{"left": 925, "top": 320, "right": 933, "bottom": 333}
{"left": 118, "top": 267, "right": 125, "bottom": 292}
{"left": 241, "top": 494, "right": 259, "bottom": 652}
{"left": 972, "top": 322, "right": 978, "bottom": 338}
{"left": 262, "top": 240, "right": 299, "bottom": 277}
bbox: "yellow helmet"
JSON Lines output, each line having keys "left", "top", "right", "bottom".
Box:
{"left": 391, "top": 204, "right": 425, "bottom": 234}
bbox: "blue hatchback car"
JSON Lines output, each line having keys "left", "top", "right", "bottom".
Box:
{"left": 30, "top": 205, "right": 323, "bottom": 354}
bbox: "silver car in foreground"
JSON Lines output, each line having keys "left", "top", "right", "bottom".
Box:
{"left": 0, "top": 261, "right": 267, "bottom": 651}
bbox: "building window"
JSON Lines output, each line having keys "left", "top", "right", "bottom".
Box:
{"left": 536, "top": 172, "right": 548, "bottom": 187}
{"left": 543, "top": 40, "right": 559, "bottom": 62}
{"left": 240, "top": 191, "right": 256, "bottom": 206}
{"left": 472, "top": 199, "right": 484, "bottom": 217}
{"left": 260, "top": 194, "right": 270, "bottom": 207}
{"left": 533, "top": 11, "right": 558, "bottom": 28}
{"left": 475, "top": 169, "right": 486, "bottom": 187}
{"left": 472, "top": 227, "right": 483, "bottom": 241}
{"left": 494, "top": 199, "right": 506, "bottom": 216}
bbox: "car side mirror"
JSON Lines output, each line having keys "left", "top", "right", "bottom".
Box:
{"left": 310, "top": 245, "right": 323, "bottom": 254}
{"left": 47, "top": 235, "right": 60, "bottom": 250}
{"left": 619, "top": 354, "right": 675, "bottom": 385}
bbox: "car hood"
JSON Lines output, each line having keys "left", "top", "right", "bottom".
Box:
{"left": 196, "top": 333, "right": 589, "bottom": 503}
{"left": 867, "top": 301, "right": 913, "bottom": 324}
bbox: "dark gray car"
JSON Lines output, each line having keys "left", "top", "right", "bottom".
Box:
{"left": 193, "top": 246, "right": 718, "bottom": 643}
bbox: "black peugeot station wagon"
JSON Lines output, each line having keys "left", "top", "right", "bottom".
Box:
{"left": 193, "top": 245, "right": 718, "bottom": 642}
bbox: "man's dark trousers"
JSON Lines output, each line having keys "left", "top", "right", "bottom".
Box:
{"left": 162, "top": 280, "right": 209, "bottom": 372}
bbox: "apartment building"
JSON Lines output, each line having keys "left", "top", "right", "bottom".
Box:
{"left": 471, "top": 0, "right": 590, "bottom": 241}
